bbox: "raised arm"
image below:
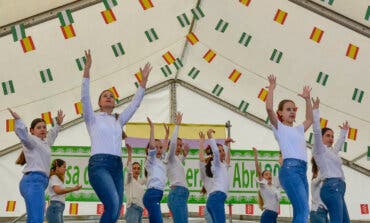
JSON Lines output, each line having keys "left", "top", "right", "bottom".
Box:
{"left": 224, "top": 137, "right": 234, "bottom": 165}
{"left": 162, "top": 123, "right": 170, "bottom": 152}
{"left": 311, "top": 98, "right": 325, "bottom": 155}
{"left": 299, "top": 86, "right": 313, "bottom": 132}
{"left": 253, "top": 147, "right": 263, "bottom": 181}
{"left": 46, "top": 110, "right": 64, "bottom": 145}
{"left": 8, "top": 108, "right": 36, "bottom": 149}
{"left": 81, "top": 50, "right": 95, "bottom": 124}
{"left": 119, "top": 63, "right": 152, "bottom": 126}
{"left": 265, "top": 75, "right": 278, "bottom": 129}
{"left": 166, "top": 113, "right": 182, "bottom": 162}
{"left": 199, "top": 131, "right": 206, "bottom": 162}
{"left": 333, "top": 121, "right": 349, "bottom": 154}
{"left": 207, "top": 129, "right": 220, "bottom": 166}
{"left": 146, "top": 117, "right": 157, "bottom": 163}
{"left": 126, "top": 144, "right": 133, "bottom": 184}
{"left": 53, "top": 184, "right": 82, "bottom": 195}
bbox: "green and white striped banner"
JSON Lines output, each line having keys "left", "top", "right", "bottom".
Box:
{"left": 75, "top": 57, "right": 87, "bottom": 71}
{"left": 161, "top": 65, "right": 172, "bottom": 77}
{"left": 102, "top": 0, "right": 118, "bottom": 10}
{"left": 239, "top": 32, "right": 252, "bottom": 47}
{"left": 2, "top": 80, "right": 15, "bottom": 95}
{"left": 365, "top": 6, "right": 370, "bottom": 21}
{"left": 57, "top": 10, "right": 74, "bottom": 26}
{"left": 145, "top": 28, "right": 159, "bottom": 42}
{"left": 188, "top": 67, "right": 200, "bottom": 80}
{"left": 212, "top": 84, "right": 224, "bottom": 97}
{"left": 215, "top": 19, "right": 229, "bottom": 33}
{"left": 111, "top": 42, "right": 125, "bottom": 57}
{"left": 352, "top": 88, "right": 364, "bottom": 103}
{"left": 40, "top": 68, "right": 53, "bottom": 83}
{"left": 238, "top": 100, "right": 249, "bottom": 113}
{"left": 270, "top": 49, "right": 283, "bottom": 64}
{"left": 341, "top": 142, "right": 348, "bottom": 152}
{"left": 321, "top": 0, "right": 334, "bottom": 6}
{"left": 177, "top": 13, "right": 190, "bottom": 28}
{"left": 191, "top": 6, "right": 205, "bottom": 20}
{"left": 316, "top": 72, "right": 329, "bottom": 86}
{"left": 173, "top": 58, "right": 183, "bottom": 70}
{"left": 11, "top": 24, "right": 26, "bottom": 42}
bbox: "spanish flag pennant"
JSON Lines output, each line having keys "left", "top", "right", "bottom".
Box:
{"left": 203, "top": 49, "right": 216, "bottom": 63}
{"left": 320, "top": 118, "right": 328, "bottom": 128}
{"left": 6, "top": 201, "right": 16, "bottom": 212}
{"left": 69, "top": 203, "right": 78, "bottom": 215}
{"left": 310, "top": 27, "right": 324, "bottom": 43}
{"left": 41, "top": 112, "right": 53, "bottom": 125}
{"left": 74, "top": 102, "right": 83, "bottom": 115}
{"left": 108, "top": 86, "right": 119, "bottom": 103}
{"left": 347, "top": 128, "right": 357, "bottom": 140}
{"left": 101, "top": 9, "right": 116, "bottom": 24}
{"left": 61, "top": 24, "right": 76, "bottom": 39}
{"left": 346, "top": 43, "right": 359, "bottom": 60}
{"left": 228, "top": 69, "right": 242, "bottom": 83}
{"left": 274, "top": 9, "right": 288, "bottom": 25}
{"left": 162, "top": 51, "right": 176, "bottom": 65}
{"left": 138, "top": 0, "right": 154, "bottom": 10}
{"left": 6, "top": 119, "right": 15, "bottom": 132}
{"left": 239, "top": 0, "right": 251, "bottom": 6}
{"left": 135, "top": 71, "right": 143, "bottom": 83}
{"left": 186, "top": 32, "right": 199, "bottom": 45}
{"left": 20, "top": 36, "right": 35, "bottom": 53}
{"left": 258, "top": 88, "right": 268, "bottom": 102}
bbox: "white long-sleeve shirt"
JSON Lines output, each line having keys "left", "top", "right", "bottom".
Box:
{"left": 165, "top": 125, "right": 187, "bottom": 188}
{"left": 312, "top": 109, "right": 347, "bottom": 180}
{"left": 257, "top": 177, "right": 281, "bottom": 212}
{"left": 145, "top": 148, "right": 167, "bottom": 191}
{"left": 310, "top": 176, "right": 326, "bottom": 211}
{"left": 199, "top": 161, "right": 214, "bottom": 195}
{"left": 81, "top": 78, "right": 145, "bottom": 156}
{"left": 272, "top": 120, "right": 307, "bottom": 162}
{"left": 209, "top": 138, "right": 230, "bottom": 194}
{"left": 125, "top": 161, "right": 146, "bottom": 208}
{"left": 15, "top": 119, "right": 60, "bottom": 176}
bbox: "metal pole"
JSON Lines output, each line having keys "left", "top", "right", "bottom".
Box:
{"left": 225, "top": 120, "right": 232, "bottom": 223}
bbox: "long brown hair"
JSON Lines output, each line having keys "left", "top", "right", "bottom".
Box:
{"left": 311, "top": 157, "right": 318, "bottom": 180}
{"left": 258, "top": 191, "right": 264, "bottom": 210}
{"left": 50, "top": 159, "right": 66, "bottom": 182}
{"left": 15, "top": 118, "right": 46, "bottom": 165}
{"left": 276, "top": 99, "right": 295, "bottom": 122}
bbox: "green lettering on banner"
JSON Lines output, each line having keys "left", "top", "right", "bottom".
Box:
{"left": 52, "top": 146, "right": 289, "bottom": 204}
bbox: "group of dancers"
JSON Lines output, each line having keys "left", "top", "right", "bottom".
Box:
{"left": 8, "top": 50, "right": 350, "bottom": 223}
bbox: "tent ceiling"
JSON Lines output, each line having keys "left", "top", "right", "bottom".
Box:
{"left": 0, "top": 0, "right": 369, "bottom": 174}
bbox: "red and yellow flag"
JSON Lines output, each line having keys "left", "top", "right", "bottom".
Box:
{"left": 347, "top": 128, "right": 357, "bottom": 140}
{"left": 135, "top": 71, "right": 143, "bottom": 83}
{"left": 203, "top": 49, "right": 216, "bottom": 63}
{"left": 41, "top": 112, "right": 53, "bottom": 125}
{"left": 74, "top": 102, "right": 83, "bottom": 115}
{"left": 320, "top": 118, "right": 328, "bottom": 128}
{"left": 239, "top": 0, "right": 251, "bottom": 6}
{"left": 108, "top": 86, "right": 119, "bottom": 100}
{"left": 228, "top": 69, "right": 242, "bottom": 83}
{"left": 20, "top": 36, "right": 35, "bottom": 53}
{"left": 6, "top": 201, "right": 16, "bottom": 212}
{"left": 310, "top": 27, "right": 324, "bottom": 43}
{"left": 258, "top": 88, "right": 268, "bottom": 102}
{"left": 61, "top": 25, "right": 76, "bottom": 39}
{"left": 162, "top": 51, "right": 176, "bottom": 65}
{"left": 101, "top": 9, "right": 116, "bottom": 24}
{"left": 274, "top": 9, "right": 288, "bottom": 25}
{"left": 186, "top": 32, "right": 199, "bottom": 45}
{"left": 139, "top": 0, "right": 154, "bottom": 10}
{"left": 69, "top": 203, "right": 78, "bottom": 215}
{"left": 6, "top": 119, "right": 15, "bottom": 132}
{"left": 346, "top": 44, "right": 359, "bottom": 60}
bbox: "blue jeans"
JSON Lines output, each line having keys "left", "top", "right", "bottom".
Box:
{"left": 204, "top": 207, "right": 213, "bottom": 223}
{"left": 206, "top": 191, "right": 227, "bottom": 223}
{"left": 167, "top": 186, "right": 189, "bottom": 223}
{"left": 310, "top": 207, "right": 329, "bottom": 223}
{"left": 46, "top": 201, "right": 65, "bottom": 223}
{"left": 19, "top": 171, "right": 48, "bottom": 223}
{"left": 88, "top": 154, "right": 123, "bottom": 223}
{"left": 125, "top": 203, "right": 143, "bottom": 223}
{"left": 279, "top": 158, "right": 309, "bottom": 223}
{"left": 143, "top": 188, "right": 164, "bottom": 223}
{"left": 261, "top": 209, "right": 278, "bottom": 223}
{"left": 320, "top": 178, "right": 350, "bottom": 223}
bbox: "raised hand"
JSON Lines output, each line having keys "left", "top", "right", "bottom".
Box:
{"left": 147, "top": 117, "right": 154, "bottom": 127}
{"left": 163, "top": 123, "right": 170, "bottom": 139}
{"left": 140, "top": 62, "right": 153, "bottom": 88}
{"left": 224, "top": 137, "right": 235, "bottom": 147}
{"left": 199, "top": 131, "right": 205, "bottom": 140}
{"left": 252, "top": 147, "right": 258, "bottom": 157}
{"left": 267, "top": 75, "right": 276, "bottom": 91}
{"left": 175, "top": 112, "right": 183, "bottom": 125}
{"left": 339, "top": 121, "right": 349, "bottom": 131}
{"left": 56, "top": 110, "right": 65, "bottom": 126}
{"left": 298, "top": 85, "right": 312, "bottom": 101}
{"left": 72, "top": 184, "right": 82, "bottom": 192}
{"left": 311, "top": 97, "right": 320, "bottom": 110}
{"left": 83, "top": 50, "right": 92, "bottom": 78}
{"left": 183, "top": 143, "right": 190, "bottom": 157}
{"left": 126, "top": 143, "right": 132, "bottom": 155}
{"left": 7, "top": 108, "right": 20, "bottom": 119}
{"left": 207, "top": 129, "right": 215, "bottom": 139}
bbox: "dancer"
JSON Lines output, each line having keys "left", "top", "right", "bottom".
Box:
{"left": 311, "top": 97, "right": 350, "bottom": 223}
{"left": 309, "top": 158, "right": 328, "bottom": 223}
{"left": 46, "top": 159, "right": 82, "bottom": 223}
{"left": 253, "top": 147, "right": 281, "bottom": 223}
{"left": 9, "top": 108, "right": 64, "bottom": 223}
{"left": 205, "top": 129, "right": 233, "bottom": 223}
{"left": 265, "top": 75, "right": 313, "bottom": 223}
{"left": 81, "top": 49, "right": 152, "bottom": 223}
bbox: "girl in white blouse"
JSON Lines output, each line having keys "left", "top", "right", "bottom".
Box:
{"left": 253, "top": 147, "right": 281, "bottom": 223}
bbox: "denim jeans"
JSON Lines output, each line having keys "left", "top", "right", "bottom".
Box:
{"left": 46, "top": 201, "right": 65, "bottom": 223}
{"left": 206, "top": 191, "right": 227, "bottom": 223}
{"left": 261, "top": 209, "right": 278, "bottom": 223}
{"left": 310, "top": 207, "right": 329, "bottom": 223}
{"left": 320, "top": 178, "right": 350, "bottom": 223}
{"left": 204, "top": 207, "right": 213, "bottom": 223}
{"left": 143, "top": 188, "right": 164, "bottom": 223}
{"left": 167, "top": 186, "right": 189, "bottom": 223}
{"left": 279, "top": 158, "right": 309, "bottom": 223}
{"left": 19, "top": 171, "right": 48, "bottom": 223}
{"left": 125, "top": 203, "right": 143, "bottom": 223}
{"left": 88, "top": 154, "right": 123, "bottom": 223}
